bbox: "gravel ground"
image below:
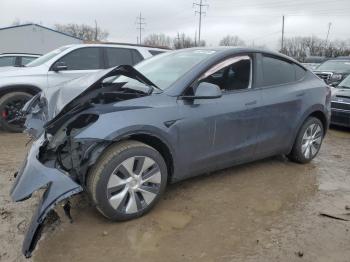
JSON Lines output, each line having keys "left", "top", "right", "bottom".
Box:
{"left": 0, "top": 127, "right": 349, "bottom": 262}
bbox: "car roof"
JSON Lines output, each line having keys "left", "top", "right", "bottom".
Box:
{"left": 0, "top": 53, "right": 41, "bottom": 56}
{"left": 172, "top": 46, "right": 303, "bottom": 65}
{"left": 65, "top": 43, "right": 170, "bottom": 52}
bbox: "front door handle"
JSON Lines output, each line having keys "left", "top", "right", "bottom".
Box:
{"left": 296, "top": 92, "right": 306, "bottom": 97}
{"left": 245, "top": 100, "right": 257, "bottom": 106}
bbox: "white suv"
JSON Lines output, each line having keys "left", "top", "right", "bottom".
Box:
{"left": 0, "top": 44, "right": 167, "bottom": 132}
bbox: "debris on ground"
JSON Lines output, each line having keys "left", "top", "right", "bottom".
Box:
{"left": 345, "top": 205, "right": 350, "bottom": 211}
{"left": 296, "top": 251, "right": 304, "bottom": 257}
{"left": 17, "top": 219, "right": 27, "bottom": 234}
{"left": 0, "top": 208, "right": 11, "bottom": 220}
{"left": 319, "top": 212, "right": 350, "bottom": 222}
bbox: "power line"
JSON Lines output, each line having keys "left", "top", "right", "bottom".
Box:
{"left": 281, "top": 15, "right": 285, "bottom": 52}
{"left": 193, "top": 0, "right": 209, "bottom": 44}
{"left": 136, "top": 12, "right": 146, "bottom": 44}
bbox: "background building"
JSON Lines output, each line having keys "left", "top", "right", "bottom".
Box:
{"left": 0, "top": 23, "right": 83, "bottom": 54}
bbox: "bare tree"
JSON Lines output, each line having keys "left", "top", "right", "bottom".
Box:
{"left": 280, "top": 36, "right": 350, "bottom": 61}
{"left": 173, "top": 33, "right": 205, "bottom": 49}
{"left": 143, "top": 34, "right": 172, "bottom": 48}
{"left": 219, "top": 35, "right": 245, "bottom": 46}
{"left": 54, "top": 23, "right": 109, "bottom": 41}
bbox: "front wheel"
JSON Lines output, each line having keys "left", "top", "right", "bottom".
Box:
{"left": 87, "top": 140, "right": 168, "bottom": 221}
{"left": 0, "top": 92, "right": 32, "bottom": 133}
{"left": 288, "top": 117, "right": 324, "bottom": 164}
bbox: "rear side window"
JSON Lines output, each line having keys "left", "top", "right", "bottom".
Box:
{"left": 0, "top": 56, "right": 16, "bottom": 67}
{"left": 56, "top": 47, "right": 101, "bottom": 70}
{"left": 262, "top": 56, "right": 295, "bottom": 86}
{"left": 106, "top": 48, "right": 133, "bottom": 67}
{"left": 105, "top": 48, "right": 143, "bottom": 67}
{"left": 131, "top": 50, "right": 143, "bottom": 64}
{"left": 149, "top": 50, "right": 165, "bottom": 56}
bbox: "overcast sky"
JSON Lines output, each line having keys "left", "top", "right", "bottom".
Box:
{"left": 1, "top": 0, "right": 350, "bottom": 49}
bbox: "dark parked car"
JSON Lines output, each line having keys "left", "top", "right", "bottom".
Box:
{"left": 331, "top": 75, "right": 350, "bottom": 127}
{"left": 314, "top": 58, "right": 350, "bottom": 86}
{"left": 301, "top": 56, "right": 327, "bottom": 70}
{"left": 10, "top": 47, "right": 331, "bottom": 258}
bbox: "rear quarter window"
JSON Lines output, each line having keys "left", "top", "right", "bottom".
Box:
{"left": 294, "top": 64, "right": 307, "bottom": 81}
{"left": 149, "top": 50, "right": 165, "bottom": 56}
{"left": 262, "top": 56, "right": 295, "bottom": 86}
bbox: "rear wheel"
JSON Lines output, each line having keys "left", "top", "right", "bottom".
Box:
{"left": 288, "top": 117, "right": 324, "bottom": 164}
{"left": 87, "top": 140, "right": 168, "bottom": 221}
{"left": 0, "top": 92, "right": 32, "bottom": 132}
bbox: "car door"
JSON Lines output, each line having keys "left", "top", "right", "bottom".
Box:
{"left": 254, "top": 53, "right": 308, "bottom": 157}
{"left": 176, "top": 54, "right": 263, "bottom": 178}
{"left": 47, "top": 47, "right": 104, "bottom": 88}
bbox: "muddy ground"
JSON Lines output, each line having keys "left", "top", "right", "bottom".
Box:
{"left": 0, "top": 128, "right": 349, "bottom": 262}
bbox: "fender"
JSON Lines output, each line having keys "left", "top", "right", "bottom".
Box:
{"left": 0, "top": 84, "right": 41, "bottom": 97}
{"left": 287, "top": 103, "right": 329, "bottom": 153}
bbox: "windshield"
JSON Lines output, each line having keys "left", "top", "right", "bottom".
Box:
{"left": 316, "top": 60, "right": 350, "bottom": 73}
{"left": 26, "top": 46, "right": 71, "bottom": 67}
{"left": 113, "top": 50, "right": 216, "bottom": 90}
{"left": 338, "top": 75, "right": 350, "bottom": 89}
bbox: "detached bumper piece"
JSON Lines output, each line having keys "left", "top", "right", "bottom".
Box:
{"left": 10, "top": 135, "right": 83, "bottom": 258}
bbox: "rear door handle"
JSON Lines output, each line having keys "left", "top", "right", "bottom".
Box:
{"left": 245, "top": 100, "right": 257, "bottom": 106}
{"left": 296, "top": 92, "right": 305, "bottom": 97}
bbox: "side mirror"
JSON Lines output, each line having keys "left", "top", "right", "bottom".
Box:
{"left": 52, "top": 61, "right": 68, "bottom": 72}
{"left": 182, "top": 82, "right": 222, "bottom": 100}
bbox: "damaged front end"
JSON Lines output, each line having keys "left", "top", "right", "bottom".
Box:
{"left": 11, "top": 65, "right": 158, "bottom": 258}
{"left": 10, "top": 134, "right": 83, "bottom": 258}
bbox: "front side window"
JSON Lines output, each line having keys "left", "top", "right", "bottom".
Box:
{"left": 262, "top": 56, "right": 295, "bottom": 86}
{"left": 55, "top": 47, "right": 101, "bottom": 70}
{"left": 0, "top": 56, "right": 16, "bottom": 67}
{"left": 199, "top": 56, "right": 252, "bottom": 91}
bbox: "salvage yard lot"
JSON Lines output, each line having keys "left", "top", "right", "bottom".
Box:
{"left": 1, "top": 128, "right": 349, "bottom": 262}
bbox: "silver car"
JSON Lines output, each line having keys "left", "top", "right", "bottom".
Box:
{"left": 0, "top": 43, "right": 167, "bottom": 132}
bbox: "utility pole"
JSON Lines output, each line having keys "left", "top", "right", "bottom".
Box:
{"left": 325, "top": 22, "right": 332, "bottom": 47}
{"left": 94, "top": 20, "right": 98, "bottom": 41}
{"left": 136, "top": 12, "right": 146, "bottom": 45}
{"left": 281, "top": 15, "right": 285, "bottom": 52}
{"left": 194, "top": 0, "right": 208, "bottom": 45}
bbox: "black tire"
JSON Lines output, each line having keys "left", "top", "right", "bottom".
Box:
{"left": 0, "top": 92, "right": 33, "bottom": 133}
{"left": 288, "top": 117, "right": 324, "bottom": 164}
{"left": 87, "top": 140, "right": 168, "bottom": 221}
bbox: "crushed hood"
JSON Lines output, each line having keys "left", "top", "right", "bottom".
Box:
{"left": 44, "top": 65, "right": 157, "bottom": 119}
{"left": 24, "top": 65, "right": 158, "bottom": 138}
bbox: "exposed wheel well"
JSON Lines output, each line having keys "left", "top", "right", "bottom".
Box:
{"left": 126, "top": 134, "right": 174, "bottom": 182}
{"left": 0, "top": 85, "right": 41, "bottom": 99}
{"left": 309, "top": 110, "right": 328, "bottom": 135}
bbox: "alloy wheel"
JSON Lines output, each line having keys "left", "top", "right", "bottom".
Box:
{"left": 107, "top": 156, "right": 162, "bottom": 214}
{"left": 1, "top": 98, "right": 27, "bottom": 128}
{"left": 301, "top": 123, "right": 323, "bottom": 159}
